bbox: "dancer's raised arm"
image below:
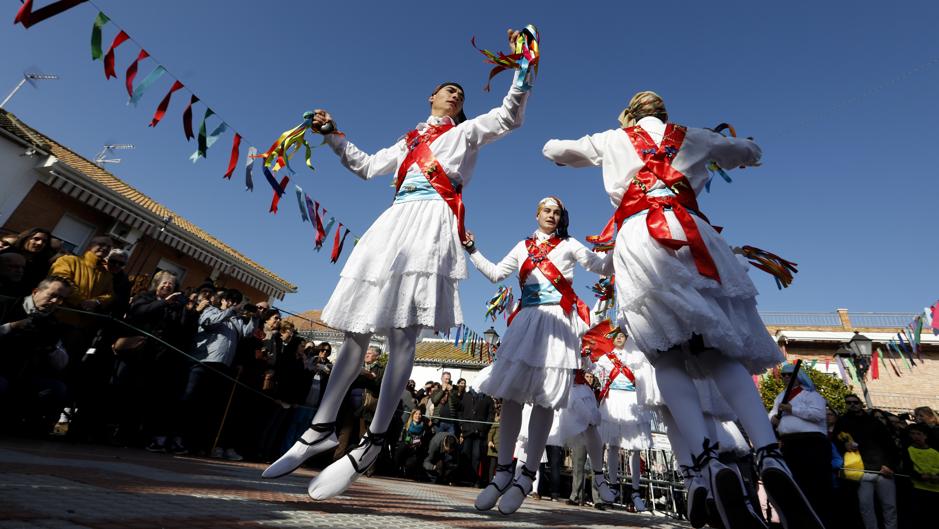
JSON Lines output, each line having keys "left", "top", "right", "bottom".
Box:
{"left": 318, "top": 109, "right": 405, "bottom": 180}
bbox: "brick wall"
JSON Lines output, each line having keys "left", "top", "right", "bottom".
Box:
{"left": 784, "top": 342, "right": 939, "bottom": 412}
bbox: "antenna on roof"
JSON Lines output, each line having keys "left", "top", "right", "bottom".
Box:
{"left": 94, "top": 144, "right": 135, "bottom": 166}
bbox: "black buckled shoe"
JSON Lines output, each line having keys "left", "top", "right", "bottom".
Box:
{"left": 262, "top": 422, "right": 337, "bottom": 479}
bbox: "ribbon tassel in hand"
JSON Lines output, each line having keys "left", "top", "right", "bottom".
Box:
{"left": 739, "top": 245, "right": 798, "bottom": 289}
{"left": 484, "top": 285, "right": 514, "bottom": 321}
{"left": 471, "top": 24, "right": 540, "bottom": 91}
{"left": 255, "top": 111, "right": 338, "bottom": 173}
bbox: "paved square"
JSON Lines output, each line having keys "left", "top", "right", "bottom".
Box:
{"left": 0, "top": 439, "right": 688, "bottom": 529}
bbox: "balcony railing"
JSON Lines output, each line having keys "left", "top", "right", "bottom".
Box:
{"left": 759, "top": 311, "right": 918, "bottom": 329}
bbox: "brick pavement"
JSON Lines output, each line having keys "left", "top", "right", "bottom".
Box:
{"left": 0, "top": 438, "right": 688, "bottom": 529}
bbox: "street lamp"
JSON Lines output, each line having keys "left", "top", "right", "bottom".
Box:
{"left": 839, "top": 331, "right": 874, "bottom": 408}
{"left": 0, "top": 72, "right": 59, "bottom": 109}
{"left": 483, "top": 326, "right": 500, "bottom": 346}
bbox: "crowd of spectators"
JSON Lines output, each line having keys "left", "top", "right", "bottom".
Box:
{"left": 768, "top": 364, "right": 939, "bottom": 529}
{"left": 3, "top": 226, "right": 939, "bottom": 525}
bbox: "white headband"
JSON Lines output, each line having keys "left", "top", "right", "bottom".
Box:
{"left": 538, "top": 197, "right": 560, "bottom": 209}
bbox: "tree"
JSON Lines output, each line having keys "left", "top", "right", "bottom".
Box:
{"left": 759, "top": 364, "right": 854, "bottom": 414}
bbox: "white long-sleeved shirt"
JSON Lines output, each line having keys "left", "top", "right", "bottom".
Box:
{"left": 769, "top": 388, "right": 828, "bottom": 436}
{"left": 325, "top": 81, "right": 529, "bottom": 191}
{"left": 469, "top": 230, "right": 612, "bottom": 306}
{"left": 542, "top": 117, "right": 762, "bottom": 209}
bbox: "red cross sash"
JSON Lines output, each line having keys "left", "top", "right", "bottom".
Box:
{"left": 598, "top": 350, "right": 636, "bottom": 401}
{"left": 784, "top": 385, "right": 803, "bottom": 405}
{"left": 395, "top": 123, "right": 466, "bottom": 241}
{"left": 587, "top": 124, "right": 721, "bottom": 283}
{"left": 506, "top": 236, "right": 591, "bottom": 326}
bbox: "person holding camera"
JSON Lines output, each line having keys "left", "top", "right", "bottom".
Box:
{"left": 180, "top": 288, "right": 256, "bottom": 459}
{"left": 0, "top": 276, "right": 72, "bottom": 435}
{"left": 263, "top": 29, "right": 534, "bottom": 501}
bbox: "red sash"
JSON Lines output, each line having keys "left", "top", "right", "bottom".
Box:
{"left": 588, "top": 124, "right": 721, "bottom": 283}
{"left": 506, "top": 236, "right": 591, "bottom": 326}
{"left": 784, "top": 385, "right": 803, "bottom": 404}
{"left": 598, "top": 350, "right": 636, "bottom": 401}
{"left": 395, "top": 123, "right": 466, "bottom": 241}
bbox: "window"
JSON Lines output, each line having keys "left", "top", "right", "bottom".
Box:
{"left": 52, "top": 214, "right": 96, "bottom": 253}
{"left": 155, "top": 258, "right": 186, "bottom": 283}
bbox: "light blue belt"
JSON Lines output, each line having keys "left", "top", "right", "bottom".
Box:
{"left": 520, "top": 282, "right": 562, "bottom": 306}
{"left": 394, "top": 172, "right": 444, "bottom": 204}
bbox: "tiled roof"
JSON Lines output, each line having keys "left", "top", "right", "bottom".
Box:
{"left": 282, "top": 309, "right": 339, "bottom": 333}
{"left": 0, "top": 110, "right": 295, "bottom": 292}
{"left": 415, "top": 339, "right": 491, "bottom": 366}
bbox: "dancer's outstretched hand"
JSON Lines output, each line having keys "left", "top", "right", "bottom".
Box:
{"left": 462, "top": 230, "right": 476, "bottom": 252}
{"left": 507, "top": 28, "right": 521, "bottom": 47}
{"left": 312, "top": 109, "right": 334, "bottom": 131}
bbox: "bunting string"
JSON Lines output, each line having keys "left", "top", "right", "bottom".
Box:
{"left": 10, "top": 0, "right": 365, "bottom": 264}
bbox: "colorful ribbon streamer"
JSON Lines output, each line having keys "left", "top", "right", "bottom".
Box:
{"left": 294, "top": 185, "right": 308, "bottom": 222}
{"left": 255, "top": 110, "right": 333, "bottom": 173}
{"left": 471, "top": 24, "right": 540, "bottom": 91}
{"left": 182, "top": 94, "right": 199, "bottom": 141}
{"left": 125, "top": 49, "right": 149, "bottom": 99}
{"left": 90, "top": 11, "right": 109, "bottom": 60}
{"left": 129, "top": 65, "right": 165, "bottom": 106}
{"left": 223, "top": 133, "right": 241, "bottom": 179}
{"left": 331, "top": 225, "right": 350, "bottom": 263}
{"left": 103, "top": 30, "right": 130, "bottom": 80}
{"left": 739, "top": 245, "right": 798, "bottom": 289}
{"left": 244, "top": 146, "right": 257, "bottom": 191}
{"left": 14, "top": 0, "right": 86, "bottom": 28}
{"left": 484, "top": 285, "right": 513, "bottom": 321}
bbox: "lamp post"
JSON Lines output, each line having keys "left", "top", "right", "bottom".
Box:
{"left": 483, "top": 326, "right": 500, "bottom": 360}
{"left": 0, "top": 72, "right": 58, "bottom": 109}
{"left": 840, "top": 331, "right": 874, "bottom": 408}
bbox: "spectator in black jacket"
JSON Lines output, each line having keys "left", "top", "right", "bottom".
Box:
{"left": 834, "top": 394, "right": 899, "bottom": 529}
{"left": 0, "top": 276, "right": 71, "bottom": 435}
{"left": 460, "top": 387, "right": 494, "bottom": 487}
{"left": 121, "top": 271, "right": 192, "bottom": 453}
{"left": 423, "top": 430, "right": 459, "bottom": 484}
{"left": 430, "top": 371, "right": 460, "bottom": 435}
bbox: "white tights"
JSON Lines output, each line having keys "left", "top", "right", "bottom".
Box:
{"left": 311, "top": 327, "right": 419, "bottom": 435}
{"left": 607, "top": 445, "right": 642, "bottom": 490}
{"left": 497, "top": 400, "right": 554, "bottom": 473}
{"left": 653, "top": 348, "right": 776, "bottom": 462}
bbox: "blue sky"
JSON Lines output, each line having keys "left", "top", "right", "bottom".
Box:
{"left": 2, "top": 1, "right": 937, "bottom": 335}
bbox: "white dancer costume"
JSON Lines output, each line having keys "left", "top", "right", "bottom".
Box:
{"left": 471, "top": 198, "right": 612, "bottom": 515}
{"left": 471, "top": 230, "right": 610, "bottom": 409}
{"left": 596, "top": 342, "right": 653, "bottom": 450}
{"left": 544, "top": 92, "right": 820, "bottom": 529}
{"left": 263, "top": 65, "right": 531, "bottom": 501}
{"left": 595, "top": 336, "right": 654, "bottom": 511}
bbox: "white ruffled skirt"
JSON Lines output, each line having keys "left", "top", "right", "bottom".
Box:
{"left": 599, "top": 388, "right": 652, "bottom": 449}
{"left": 613, "top": 210, "right": 783, "bottom": 372}
{"left": 321, "top": 200, "right": 466, "bottom": 334}
{"left": 557, "top": 383, "right": 601, "bottom": 445}
{"left": 477, "top": 304, "right": 585, "bottom": 409}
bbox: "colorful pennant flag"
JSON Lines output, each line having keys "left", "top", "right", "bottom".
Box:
{"left": 148, "top": 80, "right": 183, "bottom": 127}
{"left": 14, "top": 0, "right": 87, "bottom": 28}
{"left": 244, "top": 146, "right": 257, "bottom": 191}
{"left": 294, "top": 185, "right": 308, "bottom": 222}
{"left": 124, "top": 49, "right": 148, "bottom": 99}
{"left": 267, "top": 173, "right": 289, "bottom": 213}
{"left": 331, "top": 225, "right": 350, "bottom": 263}
{"left": 223, "top": 133, "right": 241, "bottom": 179}
{"left": 103, "top": 30, "right": 130, "bottom": 80}
{"left": 90, "top": 11, "right": 109, "bottom": 60}
{"left": 129, "top": 65, "right": 165, "bottom": 106}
